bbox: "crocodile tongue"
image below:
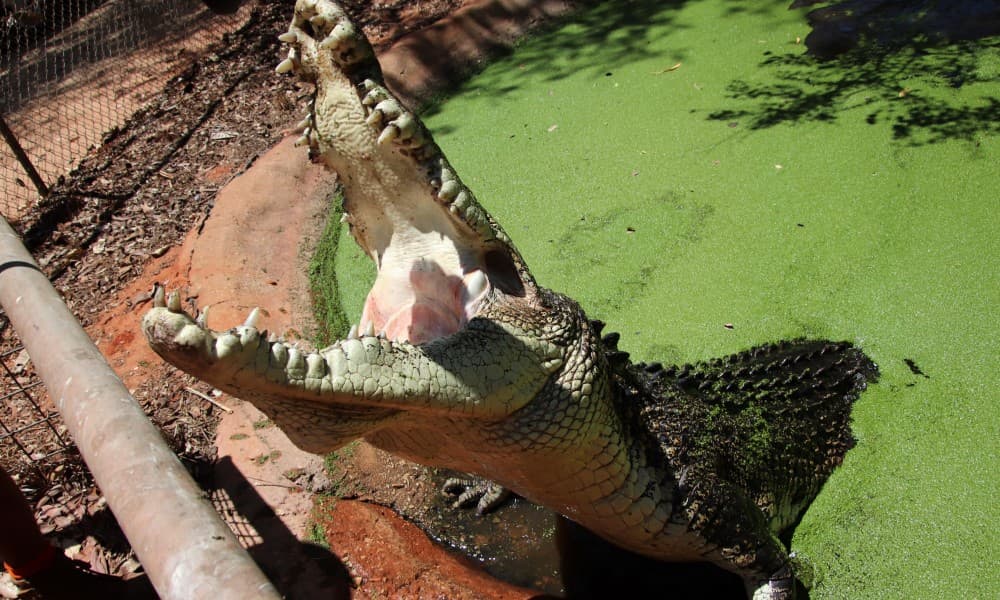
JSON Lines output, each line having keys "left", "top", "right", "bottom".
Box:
{"left": 359, "top": 255, "right": 490, "bottom": 345}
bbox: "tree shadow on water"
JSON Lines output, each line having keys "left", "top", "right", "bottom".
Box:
{"left": 708, "top": 0, "right": 1000, "bottom": 146}
{"left": 420, "top": 0, "right": 695, "bottom": 118}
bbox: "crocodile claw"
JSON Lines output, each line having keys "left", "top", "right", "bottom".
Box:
{"left": 442, "top": 477, "right": 513, "bottom": 515}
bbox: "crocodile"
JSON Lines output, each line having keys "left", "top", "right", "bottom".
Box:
{"left": 142, "top": 1, "right": 878, "bottom": 597}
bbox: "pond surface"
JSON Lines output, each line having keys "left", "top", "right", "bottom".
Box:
{"left": 331, "top": 1, "right": 999, "bottom": 597}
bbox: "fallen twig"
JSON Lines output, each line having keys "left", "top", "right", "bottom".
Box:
{"left": 184, "top": 386, "right": 233, "bottom": 413}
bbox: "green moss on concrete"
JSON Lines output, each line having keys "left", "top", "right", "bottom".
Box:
{"left": 308, "top": 193, "right": 375, "bottom": 345}
{"left": 316, "top": 1, "right": 998, "bottom": 596}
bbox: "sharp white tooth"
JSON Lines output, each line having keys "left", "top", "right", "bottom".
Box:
{"left": 347, "top": 324, "right": 359, "bottom": 340}
{"left": 153, "top": 285, "right": 165, "bottom": 307}
{"left": 362, "top": 321, "right": 375, "bottom": 337}
{"left": 275, "top": 58, "right": 295, "bottom": 74}
{"left": 295, "top": 117, "right": 311, "bottom": 131}
{"left": 340, "top": 213, "right": 349, "bottom": 223}
{"left": 278, "top": 31, "right": 297, "bottom": 43}
{"left": 295, "top": 134, "right": 309, "bottom": 147}
{"left": 374, "top": 99, "right": 401, "bottom": 121}
{"left": 167, "top": 291, "right": 182, "bottom": 312}
{"left": 377, "top": 125, "right": 399, "bottom": 145}
{"left": 465, "top": 270, "right": 488, "bottom": 300}
{"left": 196, "top": 305, "right": 210, "bottom": 328}
{"left": 365, "top": 110, "right": 383, "bottom": 126}
{"left": 318, "top": 35, "right": 338, "bottom": 51}
{"left": 244, "top": 308, "right": 261, "bottom": 328}
{"left": 438, "top": 179, "right": 460, "bottom": 201}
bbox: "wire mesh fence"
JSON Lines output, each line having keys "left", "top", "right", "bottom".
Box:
{"left": 0, "top": 0, "right": 253, "bottom": 221}
{"left": 0, "top": 308, "right": 77, "bottom": 494}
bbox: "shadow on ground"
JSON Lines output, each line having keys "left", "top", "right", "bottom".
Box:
{"left": 210, "top": 457, "right": 352, "bottom": 599}
{"left": 709, "top": 0, "right": 1000, "bottom": 145}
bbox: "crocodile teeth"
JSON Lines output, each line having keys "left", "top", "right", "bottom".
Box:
{"left": 438, "top": 179, "right": 460, "bottom": 201}
{"left": 320, "top": 20, "right": 355, "bottom": 50}
{"left": 364, "top": 110, "right": 383, "bottom": 127}
{"left": 167, "top": 290, "right": 182, "bottom": 312}
{"left": 153, "top": 284, "right": 165, "bottom": 308}
{"left": 347, "top": 324, "right": 359, "bottom": 340}
{"left": 340, "top": 213, "right": 349, "bottom": 223}
{"left": 453, "top": 190, "right": 471, "bottom": 210}
{"left": 373, "top": 99, "right": 402, "bottom": 121}
{"left": 295, "top": 116, "right": 311, "bottom": 131}
{"left": 390, "top": 113, "right": 420, "bottom": 142}
{"left": 196, "top": 305, "right": 210, "bottom": 328}
{"left": 465, "top": 270, "right": 488, "bottom": 300}
{"left": 244, "top": 307, "right": 262, "bottom": 329}
{"left": 377, "top": 125, "right": 399, "bottom": 145}
{"left": 277, "top": 31, "right": 297, "bottom": 43}
{"left": 275, "top": 58, "right": 295, "bottom": 74}
{"left": 362, "top": 321, "right": 375, "bottom": 337}
{"left": 295, "top": 134, "right": 310, "bottom": 147}
{"left": 361, "top": 84, "right": 388, "bottom": 107}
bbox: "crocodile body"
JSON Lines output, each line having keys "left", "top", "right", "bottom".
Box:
{"left": 142, "top": 2, "right": 877, "bottom": 597}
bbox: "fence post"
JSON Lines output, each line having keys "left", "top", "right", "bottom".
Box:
{"left": 0, "top": 216, "right": 280, "bottom": 600}
{"left": 0, "top": 116, "right": 48, "bottom": 197}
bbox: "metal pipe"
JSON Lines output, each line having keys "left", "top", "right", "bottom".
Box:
{"left": 0, "top": 115, "right": 49, "bottom": 198}
{"left": 0, "top": 216, "right": 280, "bottom": 600}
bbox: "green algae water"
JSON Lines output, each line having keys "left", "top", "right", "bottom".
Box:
{"left": 326, "top": 1, "right": 999, "bottom": 597}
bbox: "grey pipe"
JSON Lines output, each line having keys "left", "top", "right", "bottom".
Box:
{"left": 0, "top": 216, "right": 280, "bottom": 600}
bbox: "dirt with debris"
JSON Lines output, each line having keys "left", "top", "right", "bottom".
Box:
{"left": 2, "top": 0, "right": 582, "bottom": 597}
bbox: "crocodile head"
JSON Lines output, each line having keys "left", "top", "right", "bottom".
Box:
{"left": 143, "top": 0, "right": 584, "bottom": 458}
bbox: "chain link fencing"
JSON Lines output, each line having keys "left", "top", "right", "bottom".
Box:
{"left": 0, "top": 0, "right": 252, "bottom": 221}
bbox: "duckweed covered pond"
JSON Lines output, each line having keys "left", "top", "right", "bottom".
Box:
{"left": 325, "top": 0, "right": 999, "bottom": 597}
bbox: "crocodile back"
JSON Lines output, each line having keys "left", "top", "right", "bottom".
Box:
{"left": 608, "top": 335, "right": 878, "bottom": 536}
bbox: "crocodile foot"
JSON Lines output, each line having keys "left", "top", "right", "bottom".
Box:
{"left": 748, "top": 565, "right": 796, "bottom": 600}
{"left": 442, "top": 477, "right": 513, "bottom": 515}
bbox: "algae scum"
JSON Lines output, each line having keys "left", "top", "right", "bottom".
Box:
{"left": 318, "top": 1, "right": 999, "bottom": 597}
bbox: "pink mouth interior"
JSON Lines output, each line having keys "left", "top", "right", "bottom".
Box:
{"left": 360, "top": 266, "right": 488, "bottom": 345}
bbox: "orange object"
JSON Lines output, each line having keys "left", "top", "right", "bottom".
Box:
{"left": 3, "top": 543, "right": 57, "bottom": 580}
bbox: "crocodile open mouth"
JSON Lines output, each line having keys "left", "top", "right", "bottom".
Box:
{"left": 276, "top": 0, "right": 531, "bottom": 348}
